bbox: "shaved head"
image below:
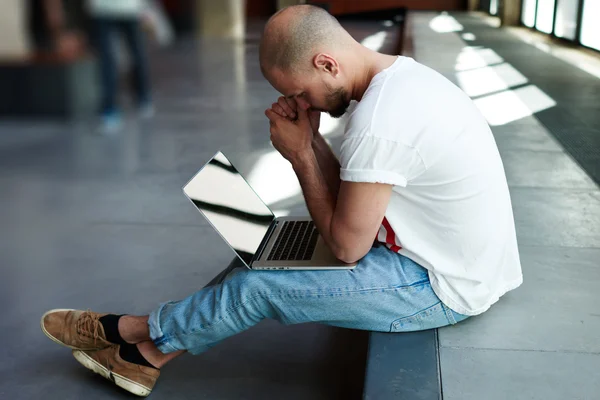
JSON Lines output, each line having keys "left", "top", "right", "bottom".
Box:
{"left": 259, "top": 5, "right": 367, "bottom": 119}
{"left": 259, "top": 5, "right": 397, "bottom": 119}
{"left": 259, "top": 5, "right": 351, "bottom": 74}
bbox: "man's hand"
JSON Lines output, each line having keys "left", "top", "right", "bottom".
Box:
{"left": 270, "top": 96, "right": 321, "bottom": 138}
{"left": 55, "top": 31, "right": 84, "bottom": 60}
{"left": 270, "top": 96, "right": 297, "bottom": 120}
{"left": 265, "top": 102, "right": 314, "bottom": 165}
{"left": 307, "top": 109, "right": 321, "bottom": 139}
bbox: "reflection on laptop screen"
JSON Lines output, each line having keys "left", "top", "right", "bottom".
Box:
{"left": 183, "top": 152, "right": 275, "bottom": 265}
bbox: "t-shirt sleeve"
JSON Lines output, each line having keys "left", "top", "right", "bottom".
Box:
{"left": 339, "top": 135, "right": 426, "bottom": 187}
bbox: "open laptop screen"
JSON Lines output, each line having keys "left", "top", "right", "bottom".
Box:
{"left": 183, "top": 152, "right": 275, "bottom": 265}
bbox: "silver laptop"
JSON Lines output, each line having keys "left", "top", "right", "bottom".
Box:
{"left": 183, "top": 151, "right": 356, "bottom": 270}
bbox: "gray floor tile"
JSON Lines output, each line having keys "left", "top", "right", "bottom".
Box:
{"left": 0, "top": 224, "right": 231, "bottom": 324}
{"left": 441, "top": 348, "right": 600, "bottom": 400}
{"left": 510, "top": 188, "right": 600, "bottom": 248}
{"left": 1, "top": 219, "right": 366, "bottom": 400}
{"left": 0, "top": 173, "right": 207, "bottom": 227}
{"left": 452, "top": 13, "right": 600, "bottom": 185}
{"left": 491, "top": 117, "right": 563, "bottom": 152}
{"left": 501, "top": 150, "right": 596, "bottom": 189}
{"left": 411, "top": 13, "right": 465, "bottom": 82}
{"left": 439, "top": 246, "right": 600, "bottom": 353}
{"left": 2, "top": 320, "right": 365, "bottom": 400}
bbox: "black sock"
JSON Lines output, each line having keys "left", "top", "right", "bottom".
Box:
{"left": 99, "top": 314, "right": 128, "bottom": 346}
{"left": 119, "top": 343, "right": 158, "bottom": 370}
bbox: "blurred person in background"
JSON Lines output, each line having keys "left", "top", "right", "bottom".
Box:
{"left": 34, "top": 0, "right": 155, "bottom": 132}
{"left": 28, "top": 0, "right": 88, "bottom": 59}
{"left": 88, "top": 0, "right": 154, "bottom": 132}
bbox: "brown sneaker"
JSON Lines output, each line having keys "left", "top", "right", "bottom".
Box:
{"left": 41, "top": 309, "right": 111, "bottom": 351}
{"left": 72, "top": 345, "right": 160, "bottom": 397}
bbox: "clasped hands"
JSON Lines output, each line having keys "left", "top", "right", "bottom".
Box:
{"left": 264, "top": 96, "right": 321, "bottom": 165}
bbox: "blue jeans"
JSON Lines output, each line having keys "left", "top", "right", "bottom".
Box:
{"left": 92, "top": 18, "right": 151, "bottom": 114}
{"left": 148, "top": 244, "right": 468, "bottom": 355}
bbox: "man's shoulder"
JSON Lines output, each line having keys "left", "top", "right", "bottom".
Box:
{"left": 345, "top": 76, "right": 396, "bottom": 135}
{"left": 344, "top": 73, "right": 423, "bottom": 141}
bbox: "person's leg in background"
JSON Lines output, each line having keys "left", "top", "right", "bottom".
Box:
{"left": 118, "top": 18, "right": 153, "bottom": 118}
{"left": 91, "top": 18, "right": 122, "bottom": 132}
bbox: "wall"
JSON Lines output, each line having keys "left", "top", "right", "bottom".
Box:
{"left": 0, "top": 0, "right": 29, "bottom": 58}
{"left": 247, "top": 0, "right": 277, "bottom": 17}
{"left": 309, "top": 0, "right": 466, "bottom": 15}
{"left": 278, "top": 0, "right": 307, "bottom": 10}
{"left": 197, "top": 0, "right": 245, "bottom": 39}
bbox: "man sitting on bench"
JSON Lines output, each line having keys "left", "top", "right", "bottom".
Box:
{"left": 41, "top": 5, "right": 522, "bottom": 397}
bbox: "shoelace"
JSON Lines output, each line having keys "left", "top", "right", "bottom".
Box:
{"left": 76, "top": 310, "right": 103, "bottom": 345}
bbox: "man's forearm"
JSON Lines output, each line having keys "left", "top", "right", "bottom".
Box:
{"left": 312, "top": 133, "right": 341, "bottom": 201}
{"left": 291, "top": 151, "right": 341, "bottom": 258}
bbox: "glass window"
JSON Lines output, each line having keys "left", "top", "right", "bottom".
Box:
{"left": 580, "top": 0, "right": 600, "bottom": 50}
{"left": 490, "top": 0, "right": 499, "bottom": 15}
{"left": 555, "top": 0, "right": 580, "bottom": 40}
{"left": 522, "top": 0, "right": 537, "bottom": 28}
{"left": 536, "top": 0, "right": 557, "bottom": 34}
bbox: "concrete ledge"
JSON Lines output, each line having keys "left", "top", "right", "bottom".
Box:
{"left": 363, "top": 330, "right": 442, "bottom": 400}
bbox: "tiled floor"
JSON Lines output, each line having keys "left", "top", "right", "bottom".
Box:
{"left": 409, "top": 12, "right": 600, "bottom": 400}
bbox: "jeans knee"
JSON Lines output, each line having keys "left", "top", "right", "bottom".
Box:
{"left": 230, "top": 271, "right": 294, "bottom": 322}
{"left": 225, "top": 269, "right": 269, "bottom": 293}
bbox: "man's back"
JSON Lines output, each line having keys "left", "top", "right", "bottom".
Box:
{"left": 340, "top": 56, "right": 523, "bottom": 315}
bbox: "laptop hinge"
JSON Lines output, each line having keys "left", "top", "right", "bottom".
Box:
{"left": 251, "top": 219, "right": 279, "bottom": 265}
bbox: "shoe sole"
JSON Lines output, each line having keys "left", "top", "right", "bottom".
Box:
{"left": 72, "top": 350, "right": 152, "bottom": 397}
{"left": 40, "top": 308, "right": 107, "bottom": 351}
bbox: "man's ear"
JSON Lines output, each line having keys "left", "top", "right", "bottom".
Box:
{"left": 313, "top": 53, "right": 339, "bottom": 76}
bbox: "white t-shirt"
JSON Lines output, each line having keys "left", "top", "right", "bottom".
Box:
{"left": 87, "top": 0, "right": 146, "bottom": 18}
{"left": 340, "top": 56, "right": 522, "bottom": 316}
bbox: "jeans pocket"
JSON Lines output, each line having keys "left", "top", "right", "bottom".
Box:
{"left": 390, "top": 302, "right": 450, "bottom": 332}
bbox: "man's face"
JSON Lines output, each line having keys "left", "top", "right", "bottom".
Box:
{"left": 268, "top": 68, "right": 351, "bottom": 118}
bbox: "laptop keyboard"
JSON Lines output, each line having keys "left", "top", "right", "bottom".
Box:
{"left": 267, "top": 221, "right": 319, "bottom": 261}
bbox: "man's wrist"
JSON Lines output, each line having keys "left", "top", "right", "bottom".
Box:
{"left": 312, "top": 131, "right": 326, "bottom": 147}
{"left": 291, "top": 149, "right": 316, "bottom": 171}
